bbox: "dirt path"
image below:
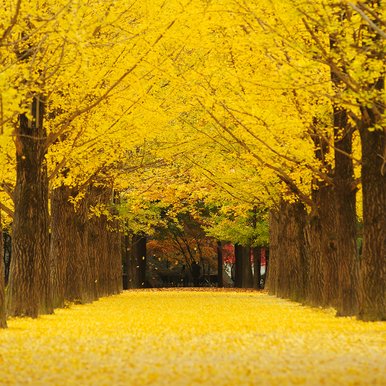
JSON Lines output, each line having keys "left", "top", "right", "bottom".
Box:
{"left": 0, "top": 290, "right": 385, "bottom": 385}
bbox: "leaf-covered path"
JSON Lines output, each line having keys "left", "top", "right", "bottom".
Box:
{"left": 1, "top": 290, "right": 385, "bottom": 385}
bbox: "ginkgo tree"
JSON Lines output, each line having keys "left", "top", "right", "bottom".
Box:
{"left": 0, "top": 0, "right": 188, "bottom": 318}
{"left": 0, "top": 0, "right": 384, "bottom": 326}
{"left": 253, "top": 0, "right": 385, "bottom": 320}
{"left": 149, "top": 0, "right": 384, "bottom": 319}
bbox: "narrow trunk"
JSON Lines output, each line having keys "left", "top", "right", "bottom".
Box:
{"left": 125, "top": 234, "right": 138, "bottom": 289}
{"left": 122, "top": 234, "right": 130, "bottom": 290}
{"left": 0, "top": 225, "right": 7, "bottom": 328}
{"left": 266, "top": 211, "right": 279, "bottom": 294}
{"left": 242, "top": 246, "right": 253, "bottom": 288}
{"left": 264, "top": 248, "right": 269, "bottom": 289}
{"left": 358, "top": 124, "right": 386, "bottom": 321}
{"left": 107, "top": 222, "right": 122, "bottom": 295}
{"left": 253, "top": 247, "right": 262, "bottom": 289}
{"left": 132, "top": 234, "right": 147, "bottom": 288}
{"left": 234, "top": 244, "right": 243, "bottom": 288}
{"left": 6, "top": 97, "right": 52, "bottom": 317}
{"left": 217, "top": 241, "right": 223, "bottom": 288}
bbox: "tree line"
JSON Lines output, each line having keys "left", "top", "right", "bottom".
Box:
{"left": 1, "top": 0, "right": 385, "bottom": 328}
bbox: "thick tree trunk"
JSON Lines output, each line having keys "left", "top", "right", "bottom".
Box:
{"left": 88, "top": 186, "right": 121, "bottom": 297}
{"left": 50, "top": 186, "right": 72, "bottom": 309}
{"left": 6, "top": 97, "right": 52, "bottom": 317}
{"left": 0, "top": 226, "right": 7, "bottom": 328}
{"left": 304, "top": 212, "right": 323, "bottom": 306}
{"left": 329, "top": 32, "right": 359, "bottom": 315}
{"left": 358, "top": 125, "right": 386, "bottom": 321}
{"left": 267, "top": 203, "right": 307, "bottom": 300}
{"left": 132, "top": 234, "right": 147, "bottom": 288}
{"left": 318, "top": 185, "right": 339, "bottom": 309}
{"left": 333, "top": 111, "right": 358, "bottom": 316}
{"left": 280, "top": 201, "right": 307, "bottom": 301}
{"left": 95, "top": 214, "right": 109, "bottom": 297}
{"left": 234, "top": 244, "right": 253, "bottom": 288}
{"left": 217, "top": 241, "right": 223, "bottom": 288}
{"left": 65, "top": 193, "right": 92, "bottom": 304}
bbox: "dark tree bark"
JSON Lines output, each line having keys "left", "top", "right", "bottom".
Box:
{"left": 124, "top": 234, "right": 138, "bottom": 289}
{"left": 356, "top": 12, "right": 385, "bottom": 319}
{"left": 234, "top": 244, "right": 243, "bottom": 288}
{"left": 6, "top": 97, "right": 53, "bottom": 317}
{"left": 0, "top": 225, "right": 7, "bottom": 328}
{"left": 122, "top": 233, "right": 130, "bottom": 290}
{"left": 318, "top": 185, "right": 339, "bottom": 309}
{"left": 333, "top": 109, "right": 358, "bottom": 316}
{"left": 358, "top": 123, "right": 386, "bottom": 321}
{"left": 304, "top": 211, "right": 323, "bottom": 306}
{"left": 64, "top": 192, "right": 93, "bottom": 304}
{"left": 109, "top": 224, "right": 123, "bottom": 294}
{"left": 132, "top": 234, "right": 147, "bottom": 288}
{"left": 279, "top": 201, "right": 307, "bottom": 302}
{"left": 50, "top": 186, "right": 72, "bottom": 309}
{"left": 242, "top": 246, "right": 253, "bottom": 288}
{"left": 264, "top": 248, "right": 269, "bottom": 289}
{"left": 217, "top": 241, "right": 223, "bottom": 288}
{"left": 234, "top": 244, "right": 253, "bottom": 288}
{"left": 252, "top": 247, "right": 261, "bottom": 289}
{"left": 266, "top": 212, "right": 279, "bottom": 294}
{"left": 268, "top": 202, "right": 307, "bottom": 301}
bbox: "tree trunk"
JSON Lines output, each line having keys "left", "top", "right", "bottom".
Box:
{"left": 268, "top": 201, "right": 307, "bottom": 301}
{"left": 122, "top": 234, "right": 130, "bottom": 290}
{"left": 333, "top": 110, "right": 358, "bottom": 316}
{"left": 328, "top": 31, "right": 359, "bottom": 315}
{"left": 304, "top": 211, "right": 323, "bottom": 306}
{"left": 234, "top": 244, "right": 242, "bottom": 288}
{"left": 65, "top": 193, "right": 92, "bottom": 304}
{"left": 0, "top": 224, "right": 7, "bottom": 328}
{"left": 318, "top": 184, "right": 339, "bottom": 309}
{"left": 107, "top": 221, "right": 122, "bottom": 295}
{"left": 253, "top": 247, "right": 261, "bottom": 289}
{"left": 50, "top": 186, "right": 72, "bottom": 309}
{"left": 125, "top": 234, "right": 138, "bottom": 289}
{"left": 279, "top": 201, "right": 307, "bottom": 302}
{"left": 358, "top": 124, "right": 386, "bottom": 321}
{"left": 217, "top": 241, "right": 223, "bottom": 288}
{"left": 234, "top": 244, "right": 253, "bottom": 288}
{"left": 6, "top": 97, "right": 52, "bottom": 317}
{"left": 266, "top": 211, "right": 279, "bottom": 294}
{"left": 242, "top": 246, "right": 253, "bottom": 288}
{"left": 132, "top": 234, "right": 147, "bottom": 288}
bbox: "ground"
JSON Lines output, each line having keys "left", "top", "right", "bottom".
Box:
{"left": 0, "top": 289, "right": 385, "bottom": 385}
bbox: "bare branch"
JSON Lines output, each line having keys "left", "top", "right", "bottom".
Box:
{"left": 0, "top": 202, "right": 14, "bottom": 218}
{"left": 348, "top": 2, "right": 386, "bottom": 39}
